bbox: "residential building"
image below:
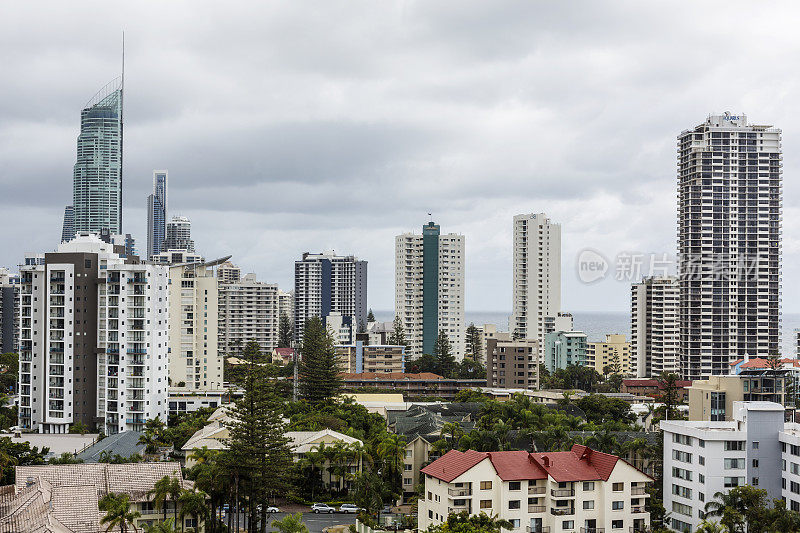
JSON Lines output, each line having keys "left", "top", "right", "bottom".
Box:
{"left": 796, "top": 329, "right": 800, "bottom": 357}
{"left": 150, "top": 248, "right": 204, "bottom": 265}
{"left": 395, "top": 221, "right": 465, "bottom": 360}
{"left": 167, "top": 389, "right": 227, "bottom": 417}
{"left": 418, "top": 445, "right": 651, "bottom": 533}
{"left": 278, "top": 289, "right": 293, "bottom": 321}
{"left": 510, "top": 213, "right": 562, "bottom": 357}
{"left": 217, "top": 261, "right": 241, "bottom": 284}
{"left": 18, "top": 234, "right": 169, "bottom": 434}
{"left": 4, "top": 462, "right": 195, "bottom": 532}
{"left": 341, "top": 372, "right": 485, "bottom": 400}
{"left": 164, "top": 215, "right": 195, "bottom": 253}
{"left": 168, "top": 259, "right": 224, "bottom": 391}
{"left": 218, "top": 273, "right": 280, "bottom": 356}
{"left": 543, "top": 331, "right": 588, "bottom": 373}
{"left": 76, "top": 430, "right": 146, "bottom": 462}
{"left": 486, "top": 339, "right": 539, "bottom": 390}
{"left": 661, "top": 401, "right": 784, "bottom": 532}
{"left": 325, "top": 311, "right": 355, "bottom": 345}
{"left": 367, "top": 320, "right": 394, "bottom": 345}
{"left": 60, "top": 205, "right": 75, "bottom": 243}
{"left": 294, "top": 251, "right": 367, "bottom": 342}
{"left": 621, "top": 378, "right": 693, "bottom": 403}
{"left": 586, "top": 334, "right": 632, "bottom": 375}
{"left": 146, "top": 170, "right": 168, "bottom": 259}
{"left": 631, "top": 276, "right": 679, "bottom": 377}
{"left": 272, "top": 347, "right": 295, "bottom": 366}
{"left": 336, "top": 341, "right": 405, "bottom": 373}
{"left": 0, "top": 268, "right": 18, "bottom": 355}
{"left": 544, "top": 312, "right": 574, "bottom": 338}
{"left": 73, "top": 79, "right": 123, "bottom": 235}
{"left": 99, "top": 228, "right": 136, "bottom": 258}
{"left": 678, "top": 114, "right": 782, "bottom": 381}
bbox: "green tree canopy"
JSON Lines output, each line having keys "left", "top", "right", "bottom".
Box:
{"left": 298, "top": 317, "right": 342, "bottom": 404}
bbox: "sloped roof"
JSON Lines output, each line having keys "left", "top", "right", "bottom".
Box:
{"left": 729, "top": 358, "right": 800, "bottom": 369}
{"left": 287, "top": 429, "right": 362, "bottom": 453}
{"left": 274, "top": 348, "right": 295, "bottom": 356}
{"left": 76, "top": 430, "right": 145, "bottom": 462}
{"left": 622, "top": 379, "right": 693, "bottom": 389}
{"left": 421, "top": 445, "right": 643, "bottom": 483}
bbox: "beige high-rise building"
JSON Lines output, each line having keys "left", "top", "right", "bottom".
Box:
{"left": 168, "top": 261, "right": 223, "bottom": 391}
{"left": 217, "top": 261, "right": 241, "bottom": 284}
{"left": 278, "top": 289, "right": 294, "bottom": 322}
{"left": 510, "top": 214, "right": 561, "bottom": 355}
{"left": 586, "top": 334, "right": 632, "bottom": 375}
{"left": 631, "top": 276, "right": 679, "bottom": 378}
{"left": 218, "top": 273, "right": 280, "bottom": 356}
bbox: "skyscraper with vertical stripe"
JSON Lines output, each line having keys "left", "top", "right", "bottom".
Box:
{"left": 73, "top": 79, "right": 123, "bottom": 235}
{"left": 147, "top": 170, "right": 168, "bottom": 259}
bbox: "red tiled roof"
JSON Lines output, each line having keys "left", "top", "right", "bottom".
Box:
{"left": 274, "top": 348, "right": 295, "bottom": 356}
{"left": 341, "top": 372, "right": 444, "bottom": 380}
{"left": 622, "top": 379, "right": 692, "bottom": 389}
{"left": 420, "top": 449, "right": 488, "bottom": 482}
{"left": 729, "top": 358, "right": 800, "bottom": 369}
{"left": 421, "top": 445, "right": 643, "bottom": 483}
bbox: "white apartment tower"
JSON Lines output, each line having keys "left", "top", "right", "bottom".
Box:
{"left": 294, "top": 251, "right": 367, "bottom": 341}
{"left": 631, "top": 276, "right": 679, "bottom": 377}
{"left": 510, "top": 214, "right": 561, "bottom": 351}
{"left": 395, "top": 221, "right": 465, "bottom": 360}
{"left": 678, "top": 113, "right": 781, "bottom": 380}
{"left": 18, "top": 235, "right": 169, "bottom": 434}
{"left": 168, "top": 260, "right": 224, "bottom": 391}
{"left": 164, "top": 216, "right": 195, "bottom": 253}
{"left": 218, "top": 273, "right": 280, "bottom": 356}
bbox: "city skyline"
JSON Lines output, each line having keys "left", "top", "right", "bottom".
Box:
{"left": 3, "top": 2, "right": 800, "bottom": 314}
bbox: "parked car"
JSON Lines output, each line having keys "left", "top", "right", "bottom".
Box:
{"left": 339, "top": 504, "right": 364, "bottom": 514}
{"left": 257, "top": 505, "right": 281, "bottom": 513}
{"left": 312, "top": 503, "right": 335, "bottom": 514}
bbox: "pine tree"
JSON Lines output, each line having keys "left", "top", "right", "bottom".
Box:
{"left": 223, "top": 340, "right": 293, "bottom": 533}
{"left": 298, "top": 316, "right": 342, "bottom": 405}
{"left": 434, "top": 330, "right": 456, "bottom": 378}
{"left": 278, "top": 313, "right": 293, "bottom": 348}
{"left": 388, "top": 315, "right": 410, "bottom": 354}
{"left": 465, "top": 323, "right": 482, "bottom": 361}
{"left": 367, "top": 309, "right": 376, "bottom": 323}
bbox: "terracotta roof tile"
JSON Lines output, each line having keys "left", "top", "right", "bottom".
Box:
{"left": 487, "top": 451, "right": 547, "bottom": 481}
{"left": 420, "top": 449, "right": 487, "bottom": 482}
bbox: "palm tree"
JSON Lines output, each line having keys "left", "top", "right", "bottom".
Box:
{"left": 138, "top": 417, "right": 166, "bottom": 455}
{"left": 177, "top": 488, "right": 208, "bottom": 532}
{"left": 144, "top": 518, "right": 179, "bottom": 533}
{"left": 695, "top": 520, "right": 724, "bottom": 533}
{"left": 166, "top": 475, "right": 183, "bottom": 524}
{"left": 99, "top": 492, "right": 142, "bottom": 533}
{"left": 148, "top": 476, "right": 173, "bottom": 522}
{"left": 272, "top": 512, "right": 309, "bottom": 533}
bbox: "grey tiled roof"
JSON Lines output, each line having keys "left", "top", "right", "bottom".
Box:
{"left": 75, "top": 430, "right": 145, "bottom": 463}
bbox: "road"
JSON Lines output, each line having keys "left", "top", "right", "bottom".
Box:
{"left": 222, "top": 511, "right": 357, "bottom": 532}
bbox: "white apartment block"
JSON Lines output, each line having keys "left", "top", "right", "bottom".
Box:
{"left": 510, "top": 214, "right": 561, "bottom": 354}
{"left": 294, "top": 251, "right": 367, "bottom": 341}
{"left": 19, "top": 235, "right": 169, "bottom": 434}
{"left": 168, "top": 261, "right": 224, "bottom": 392}
{"left": 677, "top": 114, "right": 781, "bottom": 380}
{"left": 661, "top": 402, "right": 784, "bottom": 532}
{"left": 419, "top": 446, "right": 651, "bottom": 533}
{"left": 631, "top": 276, "right": 679, "bottom": 378}
{"left": 218, "top": 273, "right": 280, "bottom": 356}
{"left": 395, "top": 222, "right": 465, "bottom": 360}
{"left": 278, "top": 289, "right": 293, "bottom": 322}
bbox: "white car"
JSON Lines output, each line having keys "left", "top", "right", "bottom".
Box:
{"left": 312, "top": 503, "right": 335, "bottom": 514}
{"left": 338, "top": 504, "right": 363, "bottom": 514}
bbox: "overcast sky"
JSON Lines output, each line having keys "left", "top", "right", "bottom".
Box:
{"left": 1, "top": 1, "right": 799, "bottom": 314}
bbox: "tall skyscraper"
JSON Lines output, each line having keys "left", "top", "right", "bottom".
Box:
{"left": 218, "top": 272, "right": 280, "bottom": 357}
{"left": 18, "top": 235, "right": 168, "bottom": 434}
{"left": 147, "top": 170, "right": 168, "bottom": 259}
{"left": 395, "top": 221, "right": 465, "bottom": 359}
{"left": 60, "top": 206, "right": 75, "bottom": 243}
{"left": 73, "top": 80, "right": 123, "bottom": 235}
{"left": 510, "top": 213, "right": 561, "bottom": 350}
{"left": 164, "top": 216, "right": 195, "bottom": 253}
{"left": 631, "top": 276, "right": 679, "bottom": 377}
{"left": 678, "top": 113, "right": 781, "bottom": 380}
{"left": 294, "top": 251, "right": 367, "bottom": 342}
{"left": 0, "top": 268, "right": 18, "bottom": 356}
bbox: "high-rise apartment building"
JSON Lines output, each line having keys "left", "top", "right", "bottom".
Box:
{"left": 60, "top": 206, "right": 75, "bottom": 243}
{"left": 278, "top": 289, "right": 294, "bottom": 322}
{"left": 164, "top": 216, "right": 195, "bottom": 253}
{"left": 395, "top": 222, "right": 465, "bottom": 359}
{"left": 294, "top": 251, "right": 367, "bottom": 341}
{"left": 150, "top": 249, "right": 203, "bottom": 265}
{"left": 73, "top": 81, "right": 123, "bottom": 235}
{"left": 631, "top": 276, "right": 679, "bottom": 378}
{"left": 678, "top": 114, "right": 781, "bottom": 380}
{"left": 147, "top": 170, "right": 168, "bottom": 259}
{"left": 217, "top": 261, "right": 241, "bottom": 284}
{"left": 510, "top": 213, "right": 561, "bottom": 352}
{"left": 168, "top": 260, "right": 223, "bottom": 391}
{"left": 0, "top": 268, "right": 18, "bottom": 355}
{"left": 218, "top": 273, "right": 280, "bottom": 356}
{"left": 18, "top": 235, "right": 169, "bottom": 434}
{"left": 486, "top": 338, "right": 539, "bottom": 390}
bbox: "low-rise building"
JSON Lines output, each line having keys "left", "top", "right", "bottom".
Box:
{"left": 586, "top": 334, "right": 632, "bottom": 375}
{"left": 336, "top": 341, "right": 405, "bottom": 373}
{"left": 418, "top": 445, "right": 651, "bottom": 533}
{"left": 544, "top": 331, "right": 587, "bottom": 373}
{"left": 622, "top": 378, "right": 693, "bottom": 403}
{"left": 485, "top": 339, "right": 539, "bottom": 390}
{"left": 341, "top": 372, "right": 485, "bottom": 400}
{"left": 272, "top": 347, "right": 295, "bottom": 366}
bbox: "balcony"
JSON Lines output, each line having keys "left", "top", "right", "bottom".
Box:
{"left": 528, "top": 486, "right": 546, "bottom": 495}
{"left": 551, "top": 488, "right": 575, "bottom": 497}
{"left": 528, "top": 505, "right": 546, "bottom": 513}
{"left": 631, "top": 487, "right": 648, "bottom": 496}
{"left": 530, "top": 528, "right": 549, "bottom": 533}
{"left": 550, "top": 507, "right": 574, "bottom": 516}
{"left": 126, "top": 417, "right": 146, "bottom": 424}
{"left": 631, "top": 506, "right": 647, "bottom": 514}
{"left": 448, "top": 488, "right": 472, "bottom": 497}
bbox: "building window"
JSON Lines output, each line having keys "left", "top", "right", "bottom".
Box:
{"left": 480, "top": 500, "right": 492, "bottom": 509}
{"left": 480, "top": 481, "right": 492, "bottom": 490}
{"left": 583, "top": 500, "right": 594, "bottom": 510}
{"left": 724, "top": 477, "right": 745, "bottom": 488}
{"left": 725, "top": 441, "right": 744, "bottom": 451}
{"left": 672, "top": 501, "right": 692, "bottom": 516}
{"left": 562, "top": 521, "right": 574, "bottom": 530}
{"left": 753, "top": 441, "right": 759, "bottom": 450}
{"left": 699, "top": 456, "right": 705, "bottom": 465}
{"left": 612, "top": 482, "right": 624, "bottom": 492}
{"left": 611, "top": 520, "right": 623, "bottom": 530}
{"left": 725, "top": 458, "right": 745, "bottom": 469}
{"left": 753, "top": 477, "right": 759, "bottom": 486}
{"left": 510, "top": 520, "right": 520, "bottom": 528}
{"left": 403, "top": 478, "right": 412, "bottom": 486}
{"left": 509, "top": 500, "right": 520, "bottom": 510}
{"left": 612, "top": 501, "right": 624, "bottom": 510}
{"left": 509, "top": 481, "right": 521, "bottom": 491}
{"left": 583, "top": 482, "right": 594, "bottom": 491}
{"left": 753, "top": 459, "right": 759, "bottom": 468}
{"left": 699, "top": 474, "right": 705, "bottom": 484}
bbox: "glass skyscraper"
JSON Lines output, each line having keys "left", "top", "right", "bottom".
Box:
{"left": 147, "top": 170, "right": 168, "bottom": 259}
{"left": 73, "top": 80, "right": 123, "bottom": 235}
